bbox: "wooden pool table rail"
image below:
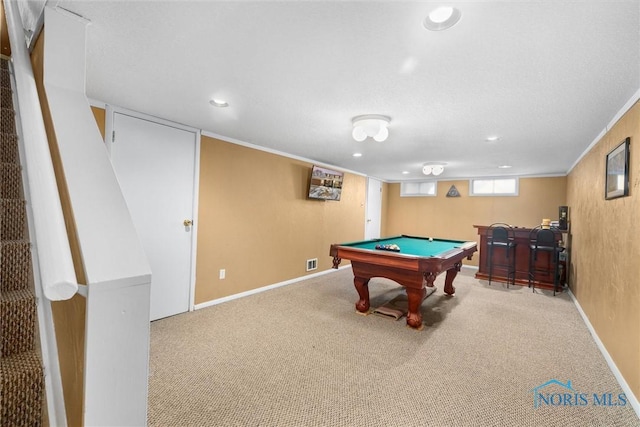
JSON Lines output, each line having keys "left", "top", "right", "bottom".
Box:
{"left": 330, "top": 237, "right": 477, "bottom": 330}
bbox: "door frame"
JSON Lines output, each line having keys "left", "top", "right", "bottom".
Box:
{"left": 365, "top": 177, "right": 382, "bottom": 240}
{"left": 105, "top": 104, "right": 201, "bottom": 314}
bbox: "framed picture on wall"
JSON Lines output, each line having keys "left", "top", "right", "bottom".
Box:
{"left": 605, "top": 137, "right": 630, "bottom": 200}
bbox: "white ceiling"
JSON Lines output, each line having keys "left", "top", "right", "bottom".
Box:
{"left": 55, "top": 1, "right": 640, "bottom": 182}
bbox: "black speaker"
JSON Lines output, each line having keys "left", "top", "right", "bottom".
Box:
{"left": 559, "top": 206, "right": 568, "bottom": 230}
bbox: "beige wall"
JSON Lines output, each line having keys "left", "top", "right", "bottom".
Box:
{"left": 195, "top": 136, "right": 366, "bottom": 304}
{"left": 385, "top": 177, "right": 567, "bottom": 266}
{"left": 1, "top": 1, "right": 11, "bottom": 57}
{"left": 567, "top": 101, "right": 640, "bottom": 400}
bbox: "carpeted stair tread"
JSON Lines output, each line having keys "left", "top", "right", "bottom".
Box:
{"left": 0, "top": 68, "right": 10, "bottom": 89}
{"left": 1, "top": 133, "right": 19, "bottom": 163}
{"left": 1, "top": 289, "right": 37, "bottom": 357}
{"left": 2, "top": 199, "right": 26, "bottom": 240}
{"left": 0, "top": 240, "right": 31, "bottom": 292}
{"left": 0, "top": 352, "right": 44, "bottom": 427}
{"left": 0, "top": 57, "right": 44, "bottom": 426}
{"left": 1, "top": 107, "right": 16, "bottom": 134}
{"left": 1, "top": 86, "right": 12, "bottom": 110}
{"left": 1, "top": 162, "right": 22, "bottom": 199}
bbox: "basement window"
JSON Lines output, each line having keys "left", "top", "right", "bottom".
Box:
{"left": 400, "top": 181, "right": 437, "bottom": 197}
{"left": 470, "top": 178, "right": 518, "bottom": 196}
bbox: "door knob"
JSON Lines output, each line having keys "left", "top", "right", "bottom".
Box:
{"left": 183, "top": 219, "right": 193, "bottom": 226}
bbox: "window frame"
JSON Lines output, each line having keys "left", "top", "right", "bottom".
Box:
{"left": 400, "top": 181, "right": 438, "bottom": 197}
{"left": 469, "top": 177, "right": 519, "bottom": 196}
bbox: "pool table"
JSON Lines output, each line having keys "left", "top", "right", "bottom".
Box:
{"left": 330, "top": 235, "right": 477, "bottom": 330}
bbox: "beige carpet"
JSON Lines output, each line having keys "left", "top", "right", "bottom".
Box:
{"left": 148, "top": 268, "right": 639, "bottom": 427}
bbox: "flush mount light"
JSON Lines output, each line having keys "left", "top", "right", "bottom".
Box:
{"left": 423, "top": 6, "right": 461, "bottom": 31}
{"left": 352, "top": 115, "right": 391, "bottom": 142}
{"left": 209, "top": 99, "right": 229, "bottom": 108}
{"left": 423, "top": 163, "right": 445, "bottom": 176}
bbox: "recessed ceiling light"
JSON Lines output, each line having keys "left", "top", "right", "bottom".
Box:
{"left": 402, "top": 171, "right": 410, "bottom": 175}
{"left": 352, "top": 153, "right": 362, "bottom": 157}
{"left": 209, "top": 99, "right": 229, "bottom": 108}
{"left": 498, "top": 165, "right": 512, "bottom": 169}
{"left": 486, "top": 136, "right": 500, "bottom": 142}
{"left": 423, "top": 7, "right": 461, "bottom": 31}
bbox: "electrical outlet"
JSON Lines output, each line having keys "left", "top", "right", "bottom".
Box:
{"left": 219, "top": 269, "right": 226, "bottom": 279}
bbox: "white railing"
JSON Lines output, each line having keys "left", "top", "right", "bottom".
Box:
{"left": 4, "top": 0, "right": 78, "bottom": 301}
{"left": 6, "top": 3, "right": 154, "bottom": 426}
{"left": 4, "top": 2, "right": 74, "bottom": 425}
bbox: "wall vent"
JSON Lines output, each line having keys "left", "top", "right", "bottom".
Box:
{"left": 306, "top": 258, "right": 318, "bottom": 271}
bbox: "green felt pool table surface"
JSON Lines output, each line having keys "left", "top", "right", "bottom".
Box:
{"left": 341, "top": 235, "right": 469, "bottom": 258}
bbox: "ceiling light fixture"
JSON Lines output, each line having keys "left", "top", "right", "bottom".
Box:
{"left": 486, "top": 136, "right": 500, "bottom": 142}
{"left": 498, "top": 165, "right": 512, "bottom": 169}
{"left": 209, "top": 99, "right": 229, "bottom": 108}
{"left": 423, "top": 6, "right": 461, "bottom": 31}
{"left": 352, "top": 153, "right": 363, "bottom": 157}
{"left": 352, "top": 115, "right": 391, "bottom": 142}
{"left": 423, "top": 163, "right": 445, "bottom": 176}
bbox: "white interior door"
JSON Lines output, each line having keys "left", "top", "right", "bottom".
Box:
{"left": 365, "top": 177, "right": 382, "bottom": 239}
{"left": 110, "top": 111, "right": 197, "bottom": 321}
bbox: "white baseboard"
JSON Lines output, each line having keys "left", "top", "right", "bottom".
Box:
{"left": 195, "top": 263, "right": 478, "bottom": 310}
{"left": 193, "top": 265, "right": 351, "bottom": 311}
{"left": 568, "top": 288, "right": 640, "bottom": 418}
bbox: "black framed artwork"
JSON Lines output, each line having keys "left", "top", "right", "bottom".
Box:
{"left": 605, "top": 137, "right": 630, "bottom": 200}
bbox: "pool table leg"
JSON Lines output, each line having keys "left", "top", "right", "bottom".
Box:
{"left": 406, "top": 287, "right": 426, "bottom": 330}
{"left": 443, "top": 262, "right": 462, "bottom": 295}
{"left": 353, "top": 277, "right": 370, "bottom": 314}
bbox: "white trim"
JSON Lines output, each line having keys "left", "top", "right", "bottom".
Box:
{"left": 194, "top": 263, "right": 479, "bottom": 311}
{"left": 189, "top": 131, "right": 201, "bottom": 312}
{"left": 104, "top": 104, "right": 114, "bottom": 155}
{"left": 608, "top": 89, "right": 640, "bottom": 135}
{"left": 194, "top": 265, "right": 351, "bottom": 311}
{"left": 568, "top": 89, "right": 640, "bottom": 174}
{"left": 87, "top": 97, "right": 107, "bottom": 109}
{"left": 15, "top": 92, "right": 68, "bottom": 427}
{"left": 568, "top": 288, "right": 640, "bottom": 419}
{"left": 201, "top": 130, "right": 367, "bottom": 178}
{"left": 107, "top": 104, "right": 199, "bottom": 134}
{"left": 106, "top": 104, "right": 200, "bottom": 318}
{"left": 388, "top": 173, "right": 566, "bottom": 185}
{"left": 77, "top": 284, "right": 88, "bottom": 297}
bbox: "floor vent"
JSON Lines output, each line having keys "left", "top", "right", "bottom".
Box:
{"left": 306, "top": 258, "right": 318, "bottom": 272}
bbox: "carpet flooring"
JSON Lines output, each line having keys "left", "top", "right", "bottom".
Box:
{"left": 148, "top": 267, "right": 639, "bottom": 426}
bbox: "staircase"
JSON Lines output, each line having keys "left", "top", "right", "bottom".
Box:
{"left": 0, "top": 58, "right": 45, "bottom": 427}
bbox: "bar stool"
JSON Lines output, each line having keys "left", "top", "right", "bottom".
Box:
{"left": 528, "top": 226, "right": 563, "bottom": 295}
{"left": 486, "top": 223, "right": 517, "bottom": 287}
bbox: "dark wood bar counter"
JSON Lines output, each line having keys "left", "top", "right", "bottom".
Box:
{"left": 474, "top": 225, "right": 566, "bottom": 290}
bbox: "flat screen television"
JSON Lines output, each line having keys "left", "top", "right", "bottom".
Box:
{"left": 308, "top": 165, "right": 343, "bottom": 201}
